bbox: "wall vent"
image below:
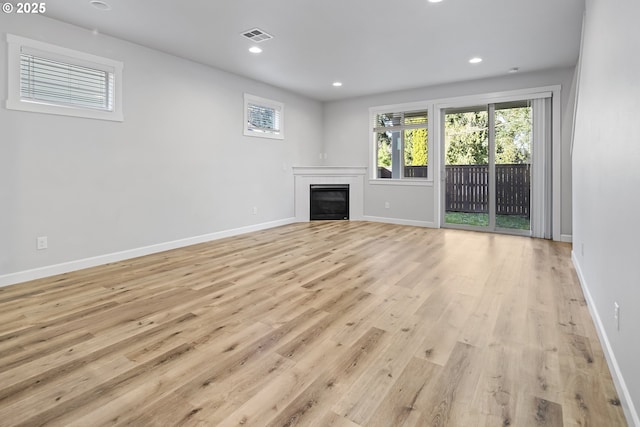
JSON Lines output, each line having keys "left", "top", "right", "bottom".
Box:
{"left": 241, "top": 28, "right": 273, "bottom": 43}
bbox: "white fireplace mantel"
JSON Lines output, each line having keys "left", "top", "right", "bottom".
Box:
{"left": 293, "top": 166, "right": 367, "bottom": 222}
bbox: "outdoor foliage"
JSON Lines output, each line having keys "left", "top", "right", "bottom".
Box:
{"left": 495, "top": 107, "right": 531, "bottom": 164}
{"left": 377, "top": 128, "right": 428, "bottom": 170}
{"left": 445, "top": 110, "right": 489, "bottom": 165}
{"left": 445, "top": 212, "right": 530, "bottom": 230}
{"left": 404, "top": 128, "right": 427, "bottom": 166}
{"left": 445, "top": 106, "right": 531, "bottom": 165}
{"left": 376, "top": 111, "right": 428, "bottom": 173}
{"left": 377, "top": 132, "right": 392, "bottom": 168}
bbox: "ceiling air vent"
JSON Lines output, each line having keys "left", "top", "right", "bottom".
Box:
{"left": 241, "top": 28, "right": 273, "bottom": 43}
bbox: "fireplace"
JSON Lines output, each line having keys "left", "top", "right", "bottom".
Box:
{"left": 293, "top": 166, "right": 365, "bottom": 222}
{"left": 310, "top": 184, "right": 349, "bottom": 220}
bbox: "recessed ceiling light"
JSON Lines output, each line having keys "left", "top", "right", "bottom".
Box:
{"left": 428, "top": 0, "right": 443, "bottom": 3}
{"left": 508, "top": 67, "right": 520, "bottom": 73}
{"left": 89, "top": 0, "right": 111, "bottom": 11}
{"left": 332, "top": 82, "right": 343, "bottom": 87}
{"left": 248, "top": 46, "right": 262, "bottom": 54}
{"left": 469, "top": 57, "right": 483, "bottom": 64}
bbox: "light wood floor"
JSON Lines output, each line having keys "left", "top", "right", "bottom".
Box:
{"left": 0, "top": 221, "right": 627, "bottom": 426}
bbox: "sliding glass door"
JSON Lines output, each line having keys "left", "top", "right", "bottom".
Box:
{"left": 494, "top": 101, "right": 532, "bottom": 232}
{"left": 443, "top": 101, "right": 533, "bottom": 235}
{"left": 444, "top": 105, "right": 491, "bottom": 229}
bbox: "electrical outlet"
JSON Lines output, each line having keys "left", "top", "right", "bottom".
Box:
{"left": 614, "top": 302, "right": 620, "bottom": 331}
{"left": 36, "top": 236, "right": 48, "bottom": 250}
{"left": 252, "top": 206, "right": 258, "bottom": 215}
{"left": 384, "top": 202, "right": 390, "bottom": 209}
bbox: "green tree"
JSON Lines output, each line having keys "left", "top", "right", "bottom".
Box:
{"left": 495, "top": 107, "right": 531, "bottom": 164}
{"left": 405, "top": 128, "right": 428, "bottom": 166}
{"left": 445, "top": 111, "right": 489, "bottom": 165}
{"left": 445, "top": 107, "right": 531, "bottom": 165}
{"left": 377, "top": 132, "right": 392, "bottom": 167}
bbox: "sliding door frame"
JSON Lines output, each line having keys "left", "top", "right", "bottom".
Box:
{"left": 431, "top": 86, "right": 562, "bottom": 240}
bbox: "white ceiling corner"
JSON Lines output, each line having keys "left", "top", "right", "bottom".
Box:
{"left": 41, "top": 0, "right": 586, "bottom": 102}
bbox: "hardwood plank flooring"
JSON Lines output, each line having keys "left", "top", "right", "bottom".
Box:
{"left": 0, "top": 221, "right": 627, "bottom": 426}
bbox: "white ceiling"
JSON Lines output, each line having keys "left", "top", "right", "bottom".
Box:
{"left": 43, "top": 0, "right": 585, "bottom": 102}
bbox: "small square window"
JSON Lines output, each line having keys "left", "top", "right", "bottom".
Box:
{"left": 244, "top": 94, "right": 284, "bottom": 140}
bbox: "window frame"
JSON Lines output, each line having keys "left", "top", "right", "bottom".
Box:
{"left": 6, "top": 34, "right": 124, "bottom": 122}
{"left": 369, "top": 101, "right": 433, "bottom": 184}
{"left": 243, "top": 93, "right": 284, "bottom": 140}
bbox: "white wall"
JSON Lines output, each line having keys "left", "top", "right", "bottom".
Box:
{"left": 0, "top": 14, "right": 323, "bottom": 281}
{"left": 323, "top": 68, "right": 576, "bottom": 234}
{"left": 572, "top": 0, "right": 640, "bottom": 424}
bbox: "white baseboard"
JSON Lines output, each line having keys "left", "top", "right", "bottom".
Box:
{"left": 572, "top": 251, "right": 639, "bottom": 427}
{"left": 0, "top": 217, "right": 296, "bottom": 288}
{"left": 362, "top": 215, "right": 436, "bottom": 228}
{"left": 560, "top": 234, "right": 573, "bottom": 243}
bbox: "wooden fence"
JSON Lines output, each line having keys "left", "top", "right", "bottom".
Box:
{"left": 445, "top": 164, "right": 530, "bottom": 216}
{"left": 377, "top": 166, "right": 428, "bottom": 178}
{"left": 377, "top": 164, "right": 530, "bottom": 217}
{"left": 404, "top": 166, "right": 428, "bottom": 178}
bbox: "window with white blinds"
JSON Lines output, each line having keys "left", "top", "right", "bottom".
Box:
{"left": 244, "top": 94, "right": 284, "bottom": 139}
{"left": 247, "top": 103, "right": 280, "bottom": 133}
{"left": 20, "top": 54, "right": 114, "bottom": 111}
{"left": 6, "top": 34, "right": 124, "bottom": 121}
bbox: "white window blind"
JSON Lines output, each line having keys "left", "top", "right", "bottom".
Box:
{"left": 243, "top": 94, "right": 284, "bottom": 139}
{"left": 247, "top": 103, "right": 280, "bottom": 133}
{"left": 373, "top": 110, "right": 428, "bottom": 132}
{"left": 20, "top": 53, "right": 114, "bottom": 111}
{"left": 6, "top": 34, "right": 124, "bottom": 121}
